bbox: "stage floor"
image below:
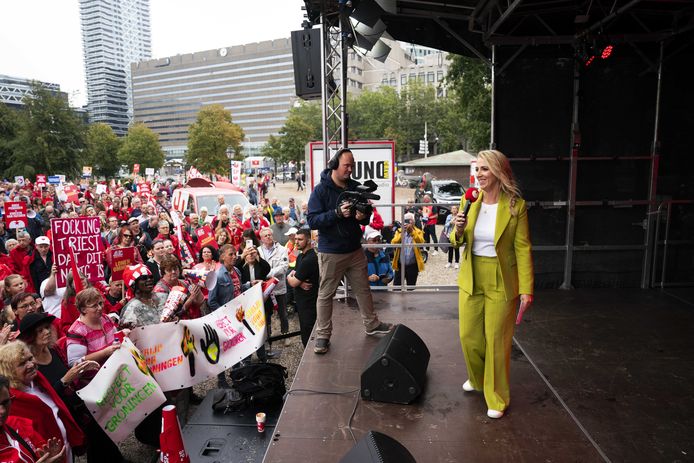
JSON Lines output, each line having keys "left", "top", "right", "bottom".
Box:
{"left": 263, "top": 288, "right": 694, "bottom": 463}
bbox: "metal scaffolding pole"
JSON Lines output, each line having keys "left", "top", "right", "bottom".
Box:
{"left": 320, "top": 10, "right": 348, "bottom": 166}
{"left": 641, "top": 41, "right": 664, "bottom": 288}
{"left": 560, "top": 59, "right": 581, "bottom": 290}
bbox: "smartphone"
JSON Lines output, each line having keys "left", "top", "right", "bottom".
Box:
{"left": 246, "top": 239, "right": 254, "bottom": 248}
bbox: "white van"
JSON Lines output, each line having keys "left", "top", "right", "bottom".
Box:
{"left": 171, "top": 178, "right": 250, "bottom": 215}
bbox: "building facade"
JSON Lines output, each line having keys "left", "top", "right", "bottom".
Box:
{"left": 0, "top": 75, "right": 67, "bottom": 110}
{"left": 131, "top": 39, "right": 294, "bottom": 160}
{"left": 345, "top": 40, "right": 450, "bottom": 97}
{"left": 79, "top": 0, "right": 152, "bottom": 136}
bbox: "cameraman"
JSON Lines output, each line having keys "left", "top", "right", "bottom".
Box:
{"left": 307, "top": 148, "right": 393, "bottom": 355}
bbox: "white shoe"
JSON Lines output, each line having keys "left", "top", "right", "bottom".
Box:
{"left": 284, "top": 337, "right": 292, "bottom": 347}
{"left": 454, "top": 263, "right": 459, "bottom": 269}
{"left": 462, "top": 380, "right": 475, "bottom": 392}
{"left": 445, "top": 263, "right": 451, "bottom": 268}
{"left": 487, "top": 409, "right": 504, "bottom": 419}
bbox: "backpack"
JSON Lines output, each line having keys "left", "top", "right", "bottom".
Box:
{"left": 211, "top": 363, "right": 287, "bottom": 414}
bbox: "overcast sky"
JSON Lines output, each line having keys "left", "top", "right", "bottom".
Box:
{"left": 0, "top": 0, "right": 306, "bottom": 107}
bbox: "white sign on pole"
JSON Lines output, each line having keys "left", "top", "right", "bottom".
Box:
{"left": 145, "top": 168, "right": 155, "bottom": 176}
{"left": 230, "top": 161, "right": 243, "bottom": 186}
{"left": 309, "top": 141, "right": 396, "bottom": 226}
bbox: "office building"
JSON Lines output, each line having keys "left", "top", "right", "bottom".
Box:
{"left": 80, "top": 0, "right": 152, "bottom": 135}
{"left": 132, "top": 39, "right": 294, "bottom": 160}
{"left": 0, "top": 74, "right": 67, "bottom": 110}
{"left": 346, "top": 40, "right": 450, "bottom": 96}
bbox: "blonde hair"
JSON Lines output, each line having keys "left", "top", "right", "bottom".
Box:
{"left": 0, "top": 341, "right": 32, "bottom": 389}
{"left": 477, "top": 150, "right": 522, "bottom": 215}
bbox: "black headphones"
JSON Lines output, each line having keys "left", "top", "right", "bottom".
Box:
{"left": 327, "top": 148, "right": 351, "bottom": 170}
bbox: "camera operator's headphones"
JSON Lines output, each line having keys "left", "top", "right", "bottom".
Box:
{"left": 327, "top": 148, "right": 352, "bottom": 170}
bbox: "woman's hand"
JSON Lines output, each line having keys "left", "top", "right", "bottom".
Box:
{"left": 35, "top": 437, "right": 66, "bottom": 463}
{"left": 454, "top": 211, "right": 467, "bottom": 232}
{"left": 62, "top": 359, "right": 100, "bottom": 385}
{"left": 0, "top": 324, "right": 12, "bottom": 345}
{"left": 516, "top": 294, "right": 534, "bottom": 325}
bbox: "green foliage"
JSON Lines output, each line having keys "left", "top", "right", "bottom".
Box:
{"left": 278, "top": 101, "right": 321, "bottom": 164}
{"left": 445, "top": 54, "right": 491, "bottom": 152}
{"left": 118, "top": 122, "right": 165, "bottom": 171}
{"left": 186, "top": 105, "right": 244, "bottom": 176}
{"left": 261, "top": 134, "right": 284, "bottom": 164}
{"left": 84, "top": 123, "right": 122, "bottom": 178}
{"left": 5, "top": 84, "right": 86, "bottom": 178}
{"left": 0, "top": 104, "right": 19, "bottom": 176}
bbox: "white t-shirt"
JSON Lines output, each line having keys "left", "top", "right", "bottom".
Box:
{"left": 472, "top": 202, "right": 498, "bottom": 257}
{"left": 40, "top": 279, "right": 66, "bottom": 318}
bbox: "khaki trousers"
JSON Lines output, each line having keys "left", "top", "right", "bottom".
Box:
{"left": 459, "top": 255, "right": 517, "bottom": 412}
{"left": 316, "top": 248, "right": 380, "bottom": 339}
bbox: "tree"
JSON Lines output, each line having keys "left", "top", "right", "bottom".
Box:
{"left": 84, "top": 123, "right": 122, "bottom": 178}
{"left": 0, "top": 104, "right": 19, "bottom": 176}
{"left": 118, "top": 122, "right": 165, "bottom": 172}
{"left": 278, "top": 101, "right": 321, "bottom": 163}
{"left": 261, "top": 134, "right": 285, "bottom": 166}
{"left": 186, "top": 105, "right": 244, "bottom": 176}
{"left": 445, "top": 54, "right": 491, "bottom": 152}
{"left": 6, "top": 83, "right": 86, "bottom": 178}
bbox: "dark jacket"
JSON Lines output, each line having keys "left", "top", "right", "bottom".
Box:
{"left": 307, "top": 169, "right": 369, "bottom": 254}
{"left": 29, "top": 251, "right": 52, "bottom": 291}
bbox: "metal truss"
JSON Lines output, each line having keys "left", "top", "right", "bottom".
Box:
{"left": 320, "top": 9, "right": 348, "bottom": 164}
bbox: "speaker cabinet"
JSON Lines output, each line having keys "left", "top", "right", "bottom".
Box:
{"left": 361, "top": 324, "right": 430, "bottom": 404}
{"left": 290, "top": 28, "right": 322, "bottom": 100}
{"left": 339, "top": 431, "right": 416, "bottom": 463}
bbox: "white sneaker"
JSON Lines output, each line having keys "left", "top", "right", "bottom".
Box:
{"left": 462, "top": 380, "right": 475, "bottom": 392}
{"left": 445, "top": 263, "right": 451, "bottom": 268}
{"left": 487, "top": 409, "right": 504, "bottom": 419}
{"left": 454, "top": 263, "right": 459, "bottom": 269}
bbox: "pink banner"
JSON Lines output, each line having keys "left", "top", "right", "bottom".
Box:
{"left": 51, "top": 217, "right": 105, "bottom": 288}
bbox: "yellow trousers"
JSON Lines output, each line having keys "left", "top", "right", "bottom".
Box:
{"left": 459, "top": 255, "right": 517, "bottom": 412}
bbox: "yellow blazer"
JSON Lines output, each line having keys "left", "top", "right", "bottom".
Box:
{"left": 449, "top": 191, "right": 534, "bottom": 301}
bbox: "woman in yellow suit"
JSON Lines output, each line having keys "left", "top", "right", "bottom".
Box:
{"left": 449, "top": 150, "right": 534, "bottom": 419}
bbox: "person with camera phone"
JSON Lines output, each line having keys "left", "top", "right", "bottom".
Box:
{"left": 307, "top": 148, "right": 393, "bottom": 354}
{"left": 391, "top": 212, "right": 425, "bottom": 288}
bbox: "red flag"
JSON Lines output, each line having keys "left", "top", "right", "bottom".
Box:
{"left": 69, "top": 246, "right": 84, "bottom": 293}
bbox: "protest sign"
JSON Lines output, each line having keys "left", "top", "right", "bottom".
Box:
{"left": 138, "top": 183, "right": 151, "bottom": 195}
{"left": 133, "top": 164, "right": 140, "bottom": 174}
{"left": 194, "top": 225, "right": 217, "bottom": 249}
{"left": 36, "top": 174, "right": 47, "bottom": 188}
{"left": 48, "top": 175, "right": 61, "bottom": 185}
{"left": 110, "top": 247, "right": 137, "bottom": 281}
{"left": 63, "top": 185, "right": 80, "bottom": 205}
{"left": 83, "top": 166, "right": 93, "bottom": 177}
{"left": 145, "top": 168, "right": 155, "bottom": 176}
{"left": 76, "top": 337, "right": 166, "bottom": 443}
{"left": 129, "top": 284, "right": 266, "bottom": 391}
{"left": 14, "top": 176, "right": 25, "bottom": 187}
{"left": 96, "top": 184, "right": 107, "bottom": 195}
{"left": 51, "top": 217, "right": 105, "bottom": 287}
{"left": 4, "top": 202, "right": 28, "bottom": 229}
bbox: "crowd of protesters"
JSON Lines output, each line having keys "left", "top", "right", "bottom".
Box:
{"left": 0, "top": 174, "right": 323, "bottom": 462}
{"left": 0, "top": 170, "right": 464, "bottom": 460}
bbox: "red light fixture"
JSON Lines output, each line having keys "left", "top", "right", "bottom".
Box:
{"left": 601, "top": 44, "right": 614, "bottom": 59}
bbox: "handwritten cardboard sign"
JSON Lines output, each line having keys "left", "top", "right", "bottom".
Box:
{"left": 51, "top": 217, "right": 105, "bottom": 288}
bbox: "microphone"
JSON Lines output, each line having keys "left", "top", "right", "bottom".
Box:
{"left": 462, "top": 187, "right": 479, "bottom": 217}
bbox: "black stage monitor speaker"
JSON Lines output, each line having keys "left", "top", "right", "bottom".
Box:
{"left": 361, "top": 324, "right": 430, "bottom": 404}
{"left": 291, "top": 28, "right": 322, "bottom": 100}
{"left": 339, "top": 431, "right": 417, "bottom": 463}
